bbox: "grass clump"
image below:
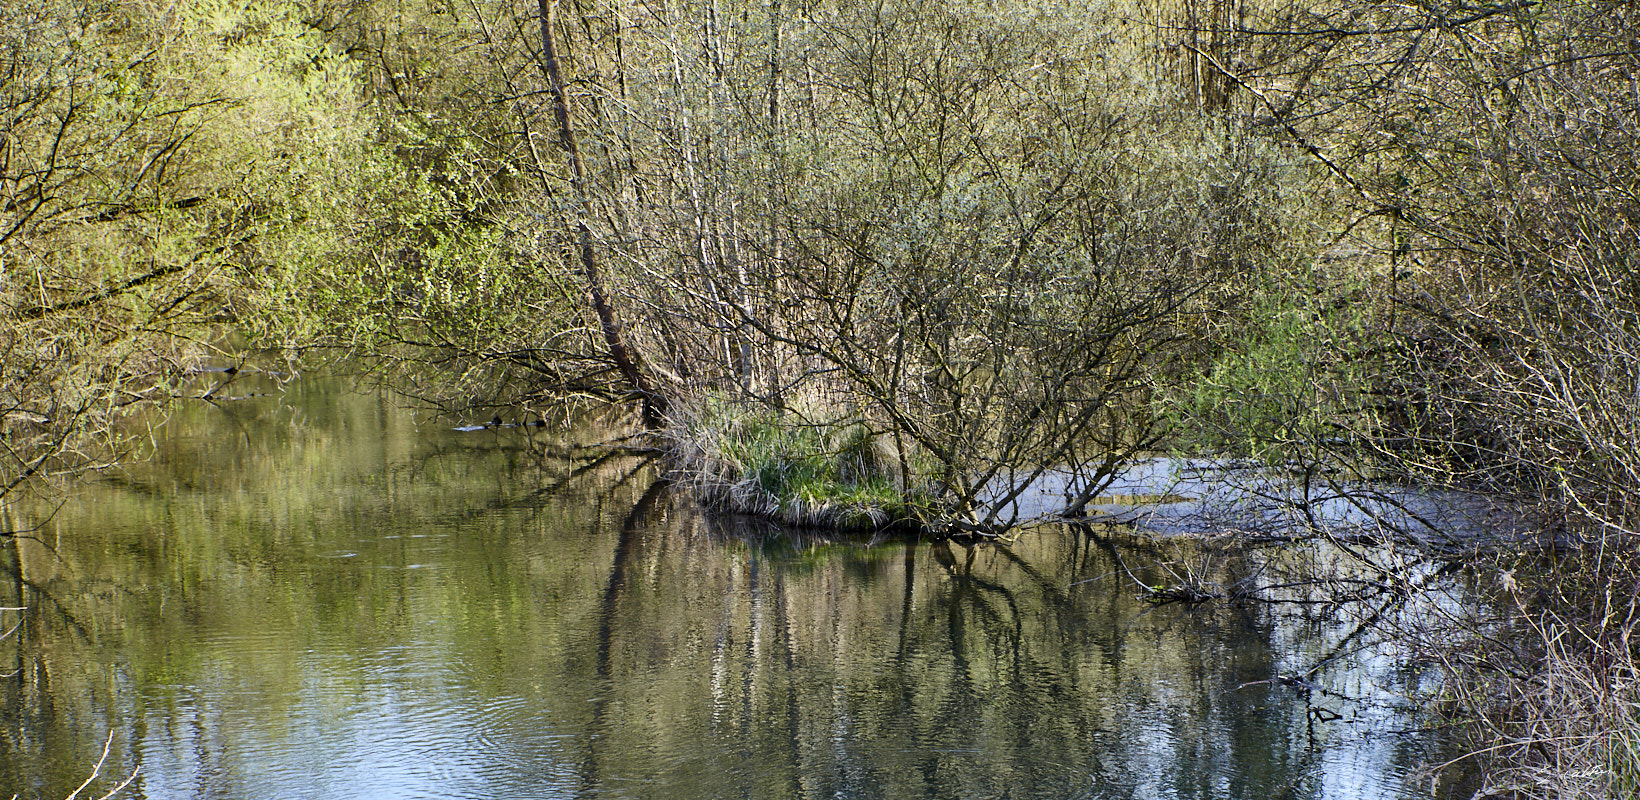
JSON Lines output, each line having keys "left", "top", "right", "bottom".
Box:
{"left": 666, "top": 396, "right": 927, "bottom": 531}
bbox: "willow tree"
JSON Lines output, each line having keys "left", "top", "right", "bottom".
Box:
{"left": 0, "top": 0, "right": 383, "bottom": 500}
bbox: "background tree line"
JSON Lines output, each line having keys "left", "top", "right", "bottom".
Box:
{"left": 4, "top": 0, "right": 1638, "bottom": 793}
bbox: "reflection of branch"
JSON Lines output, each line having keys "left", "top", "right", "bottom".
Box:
{"left": 1300, "top": 560, "right": 1458, "bottom": 675}
{"left": 932, "top": 543, "right": 1025, "bottom": 646}
{"left": 0, "top": 605, "right": 22, "bottom": 679}
{"left": 4, "top": 605, "right": 138, "bottom": 797}
{"left": 64, "top": 730, "right": 138, "bottom": 800}
{"left": 0, "top": 499, "right": 71, "bottom": 559}
{"left": 580, "top": 477, "right": 671, "bottom": 794}
{"left": 987, "top": 544, "right": 1076, "bottom": 611}
{"left": 526, "top": 449, "right": 655, "bottom": 501}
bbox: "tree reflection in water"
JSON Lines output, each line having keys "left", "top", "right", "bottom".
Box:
{"left": 0, "top": 381, "right": 1460, "bottom": 799}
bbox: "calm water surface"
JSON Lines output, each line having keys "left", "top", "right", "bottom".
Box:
{"left": 0, "top": 377, "right": 1460, "bottom": 799}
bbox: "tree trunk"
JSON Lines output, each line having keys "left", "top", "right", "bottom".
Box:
{"left": 537, "top": 0, "right": 665, "bottom": 427}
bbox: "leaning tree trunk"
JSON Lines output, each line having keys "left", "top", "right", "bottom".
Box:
{"left": 537, "top": 0, "right": 665, "bottom": 428}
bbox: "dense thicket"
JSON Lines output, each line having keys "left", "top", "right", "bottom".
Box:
{"left": 5, "top": 0, "right": 1639, "bottom": 793}
{"left": 0, "top": 0, "right": 404, "bottom": 496}
{"left": 1225, "top": 2, "right": 1640, "bottom": 794}
{"left": 291, "top": 0, "right": 1334, "bottom": 530}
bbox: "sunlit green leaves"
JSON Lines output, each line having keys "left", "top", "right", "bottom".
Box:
{"left": 1161, "top": 284, "right": 1380, "bottom": 464}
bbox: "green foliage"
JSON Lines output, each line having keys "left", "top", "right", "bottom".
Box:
{"left": 233, "top": 0, "right": 602, "bottom": 411}
{"left": 0, "top": 0, "right": 358, "bottom": 492}
{"left": 0, "top": 0, "right": 476, "bottom": 493}
{"left": 1161, "top": 282, "right": 1379, "bottom": 463}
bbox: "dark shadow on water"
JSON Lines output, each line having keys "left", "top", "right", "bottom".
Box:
{"left": 577, "top": 477, "right": 670, "bottom": 799}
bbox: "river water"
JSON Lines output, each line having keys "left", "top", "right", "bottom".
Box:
{"left": 0, "top": 375, "right": 1466, "bottom": 799}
